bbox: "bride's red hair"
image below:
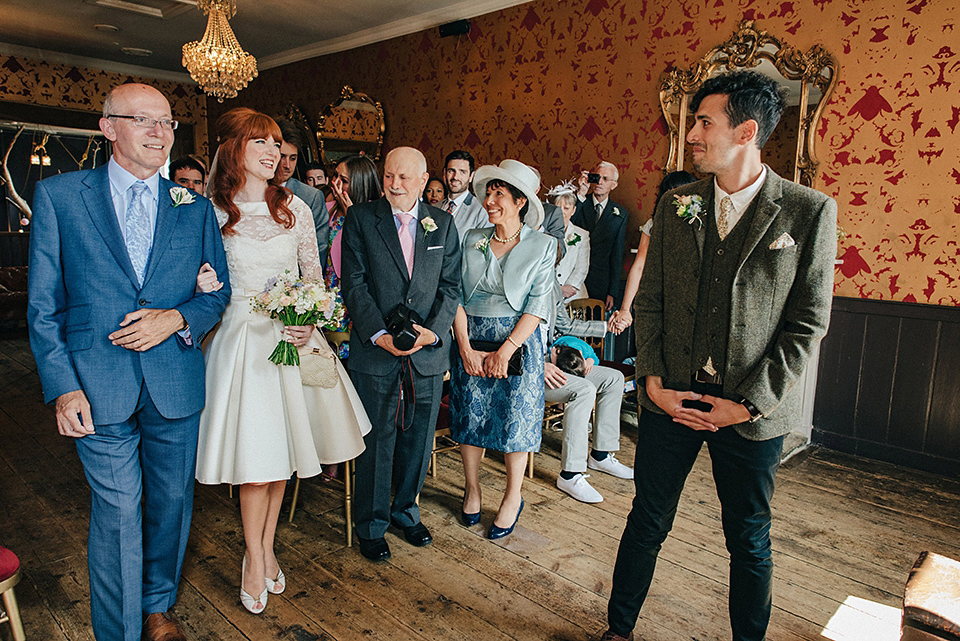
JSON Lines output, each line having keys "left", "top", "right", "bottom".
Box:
{"left": 212, "top": 107, "right": 294, "bottom": 235}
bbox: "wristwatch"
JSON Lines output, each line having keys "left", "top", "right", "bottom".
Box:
{"left": 741, "top": 399, "right": 763, "bottom": 423}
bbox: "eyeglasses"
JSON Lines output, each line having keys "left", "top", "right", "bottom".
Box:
{"left": 107, "top": 114, "right": 179, "bottom": 130}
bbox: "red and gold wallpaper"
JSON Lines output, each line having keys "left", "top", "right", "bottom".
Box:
{"left": 209, "top": 0, "right": 958, "bottom": 306}
{"left": 0, "top": 57, "right": 209, "bottom": 157}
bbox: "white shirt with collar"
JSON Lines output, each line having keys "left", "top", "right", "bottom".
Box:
{"left": 108, "top": 157, "right": 160, "bottom": 245}
{"left": 713, "top": 166, "right": 767, "bottom": 233}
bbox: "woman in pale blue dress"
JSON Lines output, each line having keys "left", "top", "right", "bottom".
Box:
{"left": 450, "top": 160, "right": 556, "bottom": 540}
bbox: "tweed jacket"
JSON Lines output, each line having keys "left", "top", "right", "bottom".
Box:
{"left": 634, "top": 168, "right": 837, "bottom": 441}
{"left": 340, "top": 197, "right": 461, "bottom": 377}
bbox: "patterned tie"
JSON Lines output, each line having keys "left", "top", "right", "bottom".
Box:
{"left": 397, "top": 212, "right": 416, "bottom": 277}
{"left": 125, "top": 181, "right": 152, "bottom": 284}
{"left": 595, "top": 202, "right": 603, "bottom": 222}
{"left": 718, "top": 196, "right": 734, "bottom": 241}
{"left": 446, "top": 200, "right": 456, "bottom": 214}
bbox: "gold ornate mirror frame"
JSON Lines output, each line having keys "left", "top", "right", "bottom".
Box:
{"left": 315, "top": 86, "right": 385, "bottom": 165}
{"left": 659, "top": 21, "right": 837, "bottom": 187}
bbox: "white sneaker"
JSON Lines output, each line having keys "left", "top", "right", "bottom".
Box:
{"left": 556, "top": 473, "right": 603, "bottom": 503}
{"left": 588, "top": 453, "right": 634, "bottom": 479}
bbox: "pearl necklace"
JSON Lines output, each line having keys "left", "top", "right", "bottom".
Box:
{"left": 492, "top": 225, "right": 522, "bottom": 243}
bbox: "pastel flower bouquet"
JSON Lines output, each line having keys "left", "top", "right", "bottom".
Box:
{"left": 252, "top": 270, "right": 345, "bottom": 366}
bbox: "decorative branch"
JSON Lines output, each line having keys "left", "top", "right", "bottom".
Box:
{"left": 2, "top": 126, "right": 32, "bottom": 220}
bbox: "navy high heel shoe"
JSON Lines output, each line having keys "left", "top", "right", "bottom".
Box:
{"left": 487, "top": 499, "right": 524, "bottom": 540}
{"left": 461, "top": 510, "right": 481, "bottom": 526}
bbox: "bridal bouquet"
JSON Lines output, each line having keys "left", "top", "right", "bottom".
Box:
{"left": 252, "top": 270, "right": 345, "bottom": 366}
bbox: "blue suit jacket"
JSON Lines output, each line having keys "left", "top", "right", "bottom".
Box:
{"left": 28, "top": 165, "right": 231, "bottom": 425}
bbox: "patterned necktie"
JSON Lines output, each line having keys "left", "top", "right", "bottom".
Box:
{"left": 125, "top": 181, "right": 152, "bottom": 284}
{"left": 718, "top": 196, "right": 734, "bottom": 241}
{"left": 446, "top": 200, "right": 456, "bottom": 214}
{"left": 595, "top": 202, "right": 603, "bottom": 222}
{"left": 397, "top": 212, "right": 416, "bottom": 277}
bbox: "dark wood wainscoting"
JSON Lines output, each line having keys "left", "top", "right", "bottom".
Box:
{"left": 814, "top": 296, "right": 960, "bottom": 477}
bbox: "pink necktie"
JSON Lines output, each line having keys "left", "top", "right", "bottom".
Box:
{"left": 397, "top": 211, "right": 415, "bottom": 277}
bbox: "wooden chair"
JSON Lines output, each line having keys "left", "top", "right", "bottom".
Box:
{"left": 0, "top": 546, "right": 25, "bottom": 641}
{"left": 565, "top": 298, "right": 636, "bottom": 399}
{"left": 288, "top": 460, "right": 356, "bottom": 547}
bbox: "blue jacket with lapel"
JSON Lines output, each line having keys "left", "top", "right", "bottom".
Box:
{"left": 28, "top": 165, "right": 231, "bottom": 425}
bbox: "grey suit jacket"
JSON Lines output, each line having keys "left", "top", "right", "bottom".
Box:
{"left": 341, "top": 198, "right": 461, "bottom": 377}
{"left": 287, "top": 178, "right": 329, "bottom": 267}
{"left": 634, "top": 168, "right": 837, "bottom": 441}
{"left": 443, "top": 191, "right": 488, "bottom": 239}
{"left": 541, "top": 202, "right": 566, "bottom": 259}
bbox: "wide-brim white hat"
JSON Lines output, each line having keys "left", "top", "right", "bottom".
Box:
{"left": 471, "top": 159, "right": 545, "bottom": 230}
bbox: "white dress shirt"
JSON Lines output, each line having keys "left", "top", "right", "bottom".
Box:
{"left": 712, "top": 166, "right": 766, "bottom": 233}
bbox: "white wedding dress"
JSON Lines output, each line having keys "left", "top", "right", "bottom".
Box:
{"left": 196, "top": 196, "right": 371, "bottom": 485}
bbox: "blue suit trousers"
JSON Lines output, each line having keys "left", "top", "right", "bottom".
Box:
{"left": 74, "top": 382, "right": 200, "bottom": 641}
{"left": 607, "top": 407, "right": 784, "bottom": 641}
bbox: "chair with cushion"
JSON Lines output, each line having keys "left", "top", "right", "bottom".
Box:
{"left": 902, "top": 551, "right": 960, "bottom": 641}
{"left": 0, "top": 545, "right": 25, "bottom": 641}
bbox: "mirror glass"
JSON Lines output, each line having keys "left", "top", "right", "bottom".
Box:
{"left": 316, "top": 87, "right": 385, "bottom": 165}
{"left": 659, "top": 21, "right": 836, "bottom": 187}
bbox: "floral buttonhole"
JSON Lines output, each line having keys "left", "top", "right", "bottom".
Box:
{"left": 170, "top": 186, "right": 196, "bottom": 207}
{"left": 474, "top": 235, "right": 491, "bottom": 254}
{"left": 421, "top": 216, "right": 438, "bottom": 239}
{"left": 674, "top": 194, "right": 704, "bottom": 230}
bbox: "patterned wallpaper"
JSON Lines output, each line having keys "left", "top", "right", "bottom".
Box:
{"left": 0, "top": 57, "right": 208, "bottom": 157}
{"left": 210, "top": 0, "right": 959, "bottom": 306}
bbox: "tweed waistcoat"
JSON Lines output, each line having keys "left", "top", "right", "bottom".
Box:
{"left": 691, "top": 197, "right": 759, "bottom": 391}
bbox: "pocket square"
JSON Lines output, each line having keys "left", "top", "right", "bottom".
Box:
{"left": 769, "top": 233, "right": 796, "bottom": 250}
{"left": 427, "top": 245, "right": 444, "bottom": 250}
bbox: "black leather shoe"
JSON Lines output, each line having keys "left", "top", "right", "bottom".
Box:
{"left": 358, "top": 537, "right": 391, "bottom": 562}
{"left": 488, "top": 499, "right": 524, "bottom": 540}
{"left": 461, "top": 510, "right": 481, "bottom": 526}
{"left": 391, "top": 520, "right": 433, "bottom": 547}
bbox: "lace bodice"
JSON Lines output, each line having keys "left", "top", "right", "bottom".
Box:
{"left": 216, "top": 196, "right": 323, "bottom": 295}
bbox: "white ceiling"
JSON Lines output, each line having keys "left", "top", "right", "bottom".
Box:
{"left": 0, "top": 0, "right": 532, "bottom": 82}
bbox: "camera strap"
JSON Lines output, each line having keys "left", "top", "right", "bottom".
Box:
{"left": 393, "top": 356, "right": 418, "bottom": 432}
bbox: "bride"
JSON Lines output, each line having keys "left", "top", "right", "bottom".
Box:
{"left": 195, "top": 107, "right": 370, "bottom": 614}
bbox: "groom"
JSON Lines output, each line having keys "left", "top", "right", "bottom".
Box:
{"left": 28, "top": 83, "right": 230, "bottom": 641}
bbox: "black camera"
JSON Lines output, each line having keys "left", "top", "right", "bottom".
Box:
{"left": 385, "top": 304, "right": 424, "bottom": 351}
{"left": 587, "top": 172, "right": 601, "bottom": 184}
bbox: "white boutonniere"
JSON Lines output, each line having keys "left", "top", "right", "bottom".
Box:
{"left": 674, "top": 194, "right": 704, "bottom": 229}
{"left": 421, "top": 216, "right": 438, "bottom": 239}
{"left": 612, "top": 207, "right": 622, "bottom": 217}
{"left": 170, "top": 186, "right": 196, "bottom": 207}
{"left": 474, "top": 235, "right": 491, "bottom": 254}
{"left": 566, "top": 233, "right": 582, "bottom": 247}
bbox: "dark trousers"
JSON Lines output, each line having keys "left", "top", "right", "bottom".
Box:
{"left": 350, "top": 367, "right": 443, "bottom": 540}
{"left": 607, "top": 407, "right": 784, "bottom": 641}
{"left": 74, "top": 382, "right": 200, "bottom": 641}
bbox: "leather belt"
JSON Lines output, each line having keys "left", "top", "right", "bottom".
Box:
{"left": 694, "top": 367, "right": 722, "bottom": 385}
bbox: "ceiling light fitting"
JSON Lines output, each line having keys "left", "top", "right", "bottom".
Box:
{"left": 182, "top": 0, "right": 257, "bottom": 102}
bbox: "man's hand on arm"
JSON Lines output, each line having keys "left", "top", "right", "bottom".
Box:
{"left": 55, "top": 390, "right": 94, "bottom": 437}
{"left": 109, "top": 309, "right": 186, "bottom": 351}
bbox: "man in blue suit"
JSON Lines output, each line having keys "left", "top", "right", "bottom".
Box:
{"left": 27, "top": 83, "right": 230, "bottom": 641}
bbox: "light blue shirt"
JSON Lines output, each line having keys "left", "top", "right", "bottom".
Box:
{"left": 107, "top": 157, "right": 160, "bottom": 246}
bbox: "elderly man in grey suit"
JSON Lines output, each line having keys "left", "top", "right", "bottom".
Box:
{"left": 602, "top": 71, "right": 837, "bottom": 641}
{"left": 275, "top": 118, "right": 329, "bottom": 266}
{"left": 341, "top": 146, "right": 461, "bottom": 562}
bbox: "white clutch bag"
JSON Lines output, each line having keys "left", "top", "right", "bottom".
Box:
{"left": 298, "top": 343, "right": 338, "bottom": 388}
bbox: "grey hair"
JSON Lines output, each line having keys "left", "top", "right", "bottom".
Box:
{"left": 597, "top": 161, "right": 619, "bottom": 181}
{"left": 553, "top": 191, "right": 578, "bottom": 209}
{"left": 102, "top": 86, "right": 119, "bottom": 118}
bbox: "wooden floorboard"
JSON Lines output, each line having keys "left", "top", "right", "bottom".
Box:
{"left": 1, "top": 330, "right": 958, "bottom": 641}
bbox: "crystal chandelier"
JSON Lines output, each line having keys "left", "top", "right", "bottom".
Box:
{"left": 182, "top": 0, "right": 258, "bottom": 102}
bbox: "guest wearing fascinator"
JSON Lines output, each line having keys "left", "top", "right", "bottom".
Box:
{"left": 450, "top": 159, "right": 556, "bottom": 540}
{"left": 548, "top": 181, "right": 590, "bottom": 301}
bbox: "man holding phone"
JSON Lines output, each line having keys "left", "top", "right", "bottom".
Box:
{"left": 574, "top": 161, "right": 627, "bottom": 310}
{"left": 601, "top": 70, "right": 837, "bottom": 641}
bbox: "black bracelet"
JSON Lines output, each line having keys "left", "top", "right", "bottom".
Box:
{"left": 741, "top": 399, "right": 763, "bottom": 423}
